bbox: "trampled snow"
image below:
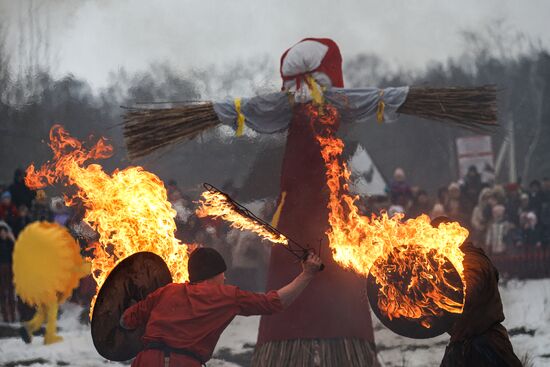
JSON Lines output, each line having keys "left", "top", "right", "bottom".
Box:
{"left": 1, "top": 279, "right": 548, "bottom": 367}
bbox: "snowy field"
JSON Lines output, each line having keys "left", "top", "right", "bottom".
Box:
{"left": 0, "top": 278, "right": 549, "bottom": 367}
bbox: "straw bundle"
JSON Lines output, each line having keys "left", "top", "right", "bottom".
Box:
{"left": 397, "top": 85, "right": 497, "bottom": 130}
{"left": 123, "top": 86, "right": 497, "bottom": 159}
{"left": 251, "top": 338, "right": 378, "bottom": 367}
{"left": 123, "top": 102, "right": 219, "bottom": 159}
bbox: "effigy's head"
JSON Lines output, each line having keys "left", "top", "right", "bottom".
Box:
{"left": 280, "top": 38, "right": 344, "bottom": 92}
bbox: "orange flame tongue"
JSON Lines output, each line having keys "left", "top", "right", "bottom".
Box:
{"left": 197, "top": 190, "right": 288, "bottom": 245}
{"left": 26, "top": 125, "right": 188, "bottom": 318}
{"left": 308, "top": 104, "right": 468, "bottom": 325}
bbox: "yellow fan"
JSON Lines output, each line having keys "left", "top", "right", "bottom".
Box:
{"left": 13, "top": 221, "right": 90, "bottom": 344}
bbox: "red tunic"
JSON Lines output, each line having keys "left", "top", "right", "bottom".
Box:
{"left": 257, "top": 105, "right": 375, "bottom": 344}
{"left": 122, "top": 282, "right": 283, "bottom": 367}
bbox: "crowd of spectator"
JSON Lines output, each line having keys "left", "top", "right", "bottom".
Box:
{"left": 2, "top": 164, "right": 549, "bottom": 324}
{"left": 371, "top": 165, "right": 550, "bottom": 278}
{"left": 166, "top": 180, "right": 275, "bottom": 293}
{"left": 0, "top": 169, "right": 87, "bottom": 324}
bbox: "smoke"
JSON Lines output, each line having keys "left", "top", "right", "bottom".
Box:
{"left": 2, "top": 0, "right": 549, "bottom": 90}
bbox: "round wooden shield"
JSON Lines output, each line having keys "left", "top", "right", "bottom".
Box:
{"left": 366, "top": 253, "right": 464, "bottom": 339}
{"left": 91, "top": 252, "right": 172, "bottom": 361}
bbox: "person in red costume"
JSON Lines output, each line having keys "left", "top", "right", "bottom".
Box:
{"left": 121, "top": 247, "right": 322, "bottom": 367}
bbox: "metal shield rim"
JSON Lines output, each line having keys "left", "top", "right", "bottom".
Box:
{"left": 366, "top": 255, "right": 463, "bottom": 339}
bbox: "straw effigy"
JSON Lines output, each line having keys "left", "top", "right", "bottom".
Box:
{"left": 123, "top": 86, "right": 497, "bottom": 160}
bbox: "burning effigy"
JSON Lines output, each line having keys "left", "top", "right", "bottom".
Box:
{"left": 197, "top": 180, "right": 468, "bottom": 339}
{"left": 123, "top": 38, "right": 496, "bottom": 366}
{"left": 313, "top": 102, "right": 468, "bottom": 338}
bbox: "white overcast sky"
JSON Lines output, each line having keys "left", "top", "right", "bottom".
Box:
{"left": 1, "top": 0, "right": 549, "bottom": 90}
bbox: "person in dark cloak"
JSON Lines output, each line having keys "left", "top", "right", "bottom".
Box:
{"left": 432, "top": 217, "right": 522, "bottom": 367}
{"left": 8, "top": 169, "right": 36, "bottom": 209}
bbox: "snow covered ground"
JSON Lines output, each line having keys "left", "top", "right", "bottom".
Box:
{"left": 1, "top": 279, "right": 549, "bottom": 367}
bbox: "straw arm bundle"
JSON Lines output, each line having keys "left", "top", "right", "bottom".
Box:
{"left": 123, "top": 85, "right": 497, "bottom": 160}
{"left": 397, "top": 85, "right": 497, "bottom": 131}
{"left": 123, "top": 102, "right": 220, "bottom": 160}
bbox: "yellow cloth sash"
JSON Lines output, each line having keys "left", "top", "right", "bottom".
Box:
{"left": 235, "top": 98, "right": 245, "bottom": 136}
{"left": 271, "top": 191, "right": 287, "bottom": 228}
{"left": 305, "top": 75, "right": 324, "bottom": 106}
{"left": 376, "top": 90, "right": 385, "bottom": 123}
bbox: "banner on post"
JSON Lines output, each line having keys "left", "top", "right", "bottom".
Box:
{"left": 455, "top": 135, "right": 494, "bottom": 181}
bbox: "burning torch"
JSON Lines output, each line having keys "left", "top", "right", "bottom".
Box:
{"left": 199, "top": 183, "right": 324, "bottom": 271}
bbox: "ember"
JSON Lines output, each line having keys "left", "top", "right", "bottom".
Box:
{"left": 25, "top": 125, "right": 189, "bottom": 318}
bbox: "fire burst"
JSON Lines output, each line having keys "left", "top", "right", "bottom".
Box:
{"left": 309, "top": 103, "right": 468, "bottom": 325}
{"left": 194, "top": 103, "right": 468, "bottom": 327}
{"left": 25, "top": 125, "right": 188, "bottom": 317}
{"left": 197, "top": 190, "right": 288, "bottom": 245}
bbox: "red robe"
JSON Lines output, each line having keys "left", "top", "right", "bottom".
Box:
{"left": 122, "top": 282, "right": 283, "bottom": 367}
{"left": 257, "top": 105, "right": 375, "bottom": 344}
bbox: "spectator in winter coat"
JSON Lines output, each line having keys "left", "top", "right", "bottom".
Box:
{"left": 516, "top": 194, "right": 539, "bottom": 245}
{"left": 485, "top": 205, "right": 514, "bottom": 255}
{"left": 11, "top": 205, "right": 33, "bottom": 238}
{"left": 388, "top": 167, "right": 413, "bottom": 207}
{"left": 491, "top": 185, "right": 507, "bottom": 206}
{"left": 120, "top": 248, "right": 322, "bottom": 367}
{"left": 519, "top": 211, "right": 541, "bottom": 248}
{"left": 528, "top": 180, "right": 543, "bottom": 218}
{"left": 30, "top": 190, "right": 53, "bottom": 222}
{"left": 408, "top": 190, "right": 432, "bottom": 218}
{"left": 0, "top": 221, "right": 16, "bottom": 323}
{"left": 539, "top": 177, "right": 550, "bottom": 246}
{"left": 227, "top": 229, "right": 265, "bottom": 291}
{"left": 0, "top": 191, "right": 18, "bottom": 228}
{"left": 438, "top": 186, "right": 449, "bottom": 209}
{"left": 461, "top": 165, "right": 483, "bottom": 218}
{"left": 388, "top": 204, "right": 405, "bottom": 218}
{"left": 504, "top": 183, "right": 521, "bottom": 226}
{"left": 471, "top": 188, "right": 493, "bottom": 245}
{"left": 8, "top": 169, "right": 35, "bottom": 209}
{"left": 51, "top": 198, "right": 70, "bottom": 227}
{"left": 430, "top": 203, "right": 447, "bottom": 220}
{"left": 446, "top": 183, "right": 468, "bottom": 227}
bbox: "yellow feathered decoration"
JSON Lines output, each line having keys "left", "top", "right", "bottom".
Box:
{"left": 13, "top": 222, "right": 90, "bottom": 344}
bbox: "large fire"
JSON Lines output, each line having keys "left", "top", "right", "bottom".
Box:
{"left": 196, "top": 103, "right": 468, "bottom": 328}
{"left": 309, "top": 103, "right": 468, "bottom": 326}
{"left": 25, "top": 125, "right": 188, "bottom": 317}
{"left": 196, "top": 190, "right": 288, "bottom": 245}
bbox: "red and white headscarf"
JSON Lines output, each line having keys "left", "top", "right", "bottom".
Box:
{"left": 280, "top": 38, "right": 344, "bottom": 93}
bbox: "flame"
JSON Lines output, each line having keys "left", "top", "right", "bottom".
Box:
{"left": 309, "top": 103, "right": 468, "bottom": 325}
{"left": 197, "top": 190, "right": 288, "bottom": 245}
{"left": 26, "top": 125, "right": 188, "bottom": 317}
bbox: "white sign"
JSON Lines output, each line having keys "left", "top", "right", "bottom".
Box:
{"left": 456, "top": 135, "right": 494, "bottom": 180}
{"left": 347, "top": 145, "right": 386, "bottom": 196}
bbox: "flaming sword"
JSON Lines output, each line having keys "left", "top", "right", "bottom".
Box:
{"left": 198, "top": 183, "right": 324, "bottom": 271}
